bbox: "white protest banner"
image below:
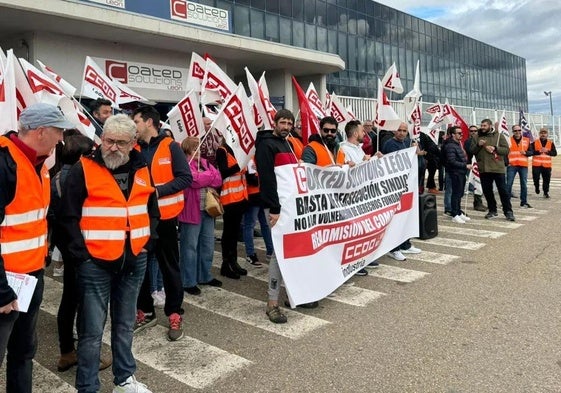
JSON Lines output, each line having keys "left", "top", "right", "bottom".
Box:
{"left": 81, "top": 56, "right": 119, "bottom": 107}
{"left": 0, "top": 48, "right": 18, "bottom": 133}
{"left": 166, "top": 89, "right": 205, "bottom": 143}
{"left": 272, "top": 148, "right": 419, "bottom": 306}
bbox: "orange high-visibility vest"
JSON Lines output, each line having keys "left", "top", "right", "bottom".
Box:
{"left": 508, "top": 137, "right": 530, "bottom": 167}
{"left": 218, "top": 146, "right": 248, "bottom": 205}
{"left": 532, "top": 140, "right": 553, "bottom": 168}
{"left": 79, "top": 157, "right": 154, "bottom": 260}
{"left": 307, "top": 140, "right": 345, "bottom": 167}
{"left": 287, "top": 136, "right": 304, "bottom": 160}
{"left": 0, "top": 137, "right": 50, "bottom": 273}
{"left": 146, "top": 138, "right": 184, "bottom": 219}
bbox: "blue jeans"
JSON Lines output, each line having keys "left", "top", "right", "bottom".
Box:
{"left": 507, "top": 166, "right": 528, "bottom": 204}
{"left": 147, "top": 252, "right": 163, "bottom": 293}
{"left": 444, "top": 172, "right": 452, "bottom": 212}
{"left": 179, "top": 212, "right": 216, "bottom": 288}
{"left": 242, "top": 205, "right": 274, "bottom": 257}
{"left": 75, "top": 253, "right": 147, "bottom": 393}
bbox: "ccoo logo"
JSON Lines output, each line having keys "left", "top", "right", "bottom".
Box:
{"left": 106, "top": 61, "right": 128, "bottom": 84}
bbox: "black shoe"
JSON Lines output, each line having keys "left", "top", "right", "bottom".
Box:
{"left": 367, "top": 261, "right": 380, "bottom": 268}
{"left": 520, "top": 203, "right": 532, "bottom": 208}
{"left": 473, "top": 205, "right": 487, "bottom": 212}
{"left": 505, "top": 212, "right": 515, "bottom": 222}
{"left": 220, "top": 264, "right": 240, "bottom": 279}
{"left": 284, "top": 300, "right": 319, "bottom": 309}
{"left": 231, "top": 260, "right": 248, "bottom": 276}
{"left": 485, "top": 212, "right": 498, "bottom": 219}
{"left": 545, "top": 193, "right": 550, "bottom": 199}
{"left": 245, "top": 254, "right": 263, "bottom": 267}
{"left": 535, "top": 186, "right": 540, "bottom": 194}
{"left": 200, "top": 278, "right": 222, "bottom": 287}
{"left": 184, "top": 286, "right": 201, "bottom": 295}
{"left": 444, "top": 211, "right": 453, "bottom": 216}
{"left": 355, "top": 268, "right": 368, "bottom": 276}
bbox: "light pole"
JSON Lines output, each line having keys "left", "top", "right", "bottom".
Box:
{"left": 544, "top": 91, "right": 554, "bottom": 141}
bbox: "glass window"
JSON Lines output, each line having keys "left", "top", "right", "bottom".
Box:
{"left": 293, "top": 1, "right": 303, "bottom": 21}
{"left": 293, "top": 20, "right": 304, "bottom": 47}
{"left": 327, "top": 28, "right": 337, "bottom": 53}
{"left": 338, "top": 32, "right": 347, "bottom": 63}
{"left": 357, "top": 37, "right": 366, "bottom": 72}
{"left": 317, "top": 26, "right": 328, "bottom": 52}
{"left": 266, "top": 0, "right": 279, "bottom": 13}
{"left": 250, "top": 9, "right": 265, "bottom": 39}
{"left": 304, "top": 0, "right": 316, "bottom": 23}
{"left": 216, "top": 0, "right": 232, "bottom": 12}
{"left": 316, "top": 0, "right": 327, "bottom": 25}
{"left": 348, "top": 35, "right": 357, "bottom": 71}
{"left": 305, "top": 23, "right": 316, "bottom": 49}
{"left": 279, "top": 0, "right": 292, "bottom": 17}
{"left": 233, "top": 5, "right": 250, "bottom": 36}
{"left": 265, "top": 13, "right": 279, "bottom": 41}
{"left": 280, "top": 17, "right": 292, "bottom": 45}
{"left": 252, "top": 0, "right": 265, "bottom": 10}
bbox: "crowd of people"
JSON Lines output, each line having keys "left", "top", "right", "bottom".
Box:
{"left": 0, "top": 100, "right": 556, "bottom": 392}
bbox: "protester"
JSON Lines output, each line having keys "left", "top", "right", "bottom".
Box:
{"left": 178, "top": 137, "right": 223, "bottom": 295}
{"left": 242, "top": 157, "right": 274, "bottom": 267}
{"left": 442, "top": 126, "right": 472, "bottom": 224}
{"left": 360, "top": 119, "right": 376, "bottom": 155}
{"left": 381, "top": 122, "right": 422, "bottom": 260}
{"left": 286, "top": 124, "right": 304, "bottom": 160}
{"left": 255, "top": 109, "right": 299, "bottom": 323}
{"left": 0, "top": 103, "right": 71, "bottom": 392}
{"left": 464, "top": 125, "right": 487, "bottom": 211}
{"left": 216, "top": 140, "right": 248, "bottom": 279}
{"left": 468, "top": 119, "right": 514, "bottom": 221}
{"left": 531, "top": 127, "right": 557, "bottom": 199}
{"left": 59, "top": 114, "right": 159, "bottom": 392}
{"left": 199, "top": 116, "right": 222, "bottom": 167}
{"left": 302, "top": 116, "right": 345, "bottom": 165}
{"left": 133, "top": 105, "right": 192, "bottom": 341}
{"left": 507, "top": 125, "right": 533, "bottom": 207}
{"left": 90, "top": 98, "right": 112, "bottom": 137}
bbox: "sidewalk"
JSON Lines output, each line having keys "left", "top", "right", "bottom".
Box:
{"left": 550, "top": 155, "right": 561, "bottom": 178}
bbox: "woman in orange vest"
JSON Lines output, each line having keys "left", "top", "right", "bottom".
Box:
{"left": 531, "top": 127, "right": 558, "bottom": 198}
{"left": 216, "top": 140, "right": 248, "bottom": 279}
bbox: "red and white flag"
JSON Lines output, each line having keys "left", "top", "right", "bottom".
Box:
{"left": 81, "top": 56, "right": 119, "bottom": 107}
{"left": 258, "top": 72, "right": 277, "bottom": 128}
{"left": 442, "top": 100, "right": 456, "bottom": 124}
{"left": 421, "top": 127, "right": 440, "bottom": 145}
{"left": 404, "top": 59, "right": 421, "bottom": 117}
{"left": 19, "top": 58, "right": 65, "bottom": 106}
{"left": 408, "top": 102, "right": 422, "bottom": 140}
{"left": 468, "top": 157, "right": 482, "bottom": 195}
{"left": 245, "top": 67, "right": 275, "bottom": 129}
{"left": 113, "top": 79, "right": 148, "bottom": 105}
{"left": 375, "top": 79, "right": 401, "bottom": 131}
{"left": 305, "top": 82, "right": 326, "bottom": 119}
{"left": 37, "top": 60, "right": 77, "bottom": 97}
{"left": 425, "top": 101, "right": 443, "bottom": 115}
{"left": 329, "top": 92, "right": 354, "bottom": 132}
{"left": 426, "top": 110, "right": 444, "bottom": 131}
{"left": 166, "top": 89, "right": 205, "bottom": 143}
{"left": 58, "top": 97, "right": 96, "bottom": 140}
{"left": 200, "top": 58, "right": 236, "bottom": 105}
{"left": 0, "top": 48, "right": 17, "bottom": 134}
{"left": 292, "top": 76, "right": 320, "bottom": 144}
{"left": 381, "top": 62, "right": 404, "bottom": 94}
{"left": 497, "top": 110, "right": 510, "bottom": 146}
{"left": 448, "top": 105, "right": 470, "bottom": 144}
{"left": 7, "top": 50, "right": 37, "bottom": 117}
{"left": 211, "top": 83, "right": 258, "bottom": 169}
{"left": 186, "top": 52, "right": 206, "bottom": 93}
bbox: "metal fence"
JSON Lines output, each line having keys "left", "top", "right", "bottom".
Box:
{"left": 338, "top": 95, "right": 561, "bottom": 145}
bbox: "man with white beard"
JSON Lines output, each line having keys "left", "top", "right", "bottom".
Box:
{"left": 59, "top": 114, "right": 160, "bottom": 393}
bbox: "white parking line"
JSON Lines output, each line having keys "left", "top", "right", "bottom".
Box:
{"left": 438, "top": 225, "right": 506, "bottom": 239}
{"left": 416, "top": 237, "right": 486, "bottom": 250}
{"left": 367, "top": 264, "right": 430, "bottom": 283}
{"left": 403, "top": 250, "right": 460, "bottom": 265}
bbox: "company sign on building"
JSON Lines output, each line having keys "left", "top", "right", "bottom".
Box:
{"left": 80, "top": 0, "right": 231, "bottom": 32}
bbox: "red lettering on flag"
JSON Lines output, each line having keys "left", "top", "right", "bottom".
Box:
{"left": 178, "top": 99, "right": 199, "bottom": 137}
{"left": 205, "top": 72, "right": 233, "bottom": 100}
{"left": 84, "top": 65, "right": 117, "bottom": 102}
{"left": 224, "top": 95, "right": 254, "bottom": 154}
{"left": 26, "top": 70, "right": 64, "bottom": 96}
{"left": 192, "top": 62, "right": 204, "bottom": 79}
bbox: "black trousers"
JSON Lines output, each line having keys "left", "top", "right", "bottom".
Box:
{"left": 449, "top": 172, "right": 466, "bottom": 216}
{"left": 137, "top": 218, "right": 184, "bottom": 316}
{"left": 480, "top": 172, "right": 512, "bottom": 214}
{"left": 57, "top": 250, "right": 77, "bottom": 354}
{"left": 426, "top": 159, "right": 438, "bottom": 189}
{"left": 221, "top": 200, "right": 247, "bottom": 263}
{"left": 532, "top": 166, "right": 552, "bottom": 194}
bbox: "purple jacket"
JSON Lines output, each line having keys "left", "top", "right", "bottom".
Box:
{"left": 178, "top": 157, "right": 222, "bottom": 224}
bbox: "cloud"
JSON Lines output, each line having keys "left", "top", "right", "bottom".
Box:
{"left": 376, "top": 0, "right": 560, "bottom": 115}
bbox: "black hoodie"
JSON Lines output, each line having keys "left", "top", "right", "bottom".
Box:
{"left": 254, "top": 130, "right": 297, "bottom": 214}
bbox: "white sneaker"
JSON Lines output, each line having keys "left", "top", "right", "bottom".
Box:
{"left": 53, "top": 265, "right": 64, "bottom": 277}
{"left": 151, "top": 291, "right": 165, "bottom": 308}
{"left": 387, "top": 250, "right": 406, "bottom": 261}
{"left": 113, "top": 375, "right": 152, "bottom": 393}
{"left": 401, "top": 246, "right": 421, "bottom": 254}
{"left": 459, "top": 213, "right": 471, "bottom": 221}
{"left": 157, "top": 290, "right": 166, "bottom": 304}
{"left": 452, "top": 215, "right": 466, "bottom": 224}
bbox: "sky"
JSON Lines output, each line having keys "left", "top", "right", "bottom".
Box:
{"left": 375, "top": 0, "right": 561, "bottom": 116}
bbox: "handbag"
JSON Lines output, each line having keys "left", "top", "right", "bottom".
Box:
{"left": 205, "top": 188, "right": 224, "bottom": 217}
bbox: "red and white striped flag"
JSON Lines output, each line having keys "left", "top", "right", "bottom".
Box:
{"left": 166, "top": 89, "right": 205, "bottom": 143}
{"left": 211, "top": 83, "right": 258, "bottom": 169}
{"left": 81, "top": 56, "right": 119, "bottom": 107}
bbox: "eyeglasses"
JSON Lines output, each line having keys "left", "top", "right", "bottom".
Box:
{"left": 512, "top": 129, "right": 522, "bottom": 132}
{"left": 397, "top": 128, "right": 408, "bottom": 132}
{"left": 455, "top": 132, "right": 463, "bottom": 135}
{"left": 469, "top": 130, "right": 478, "bottom": 133}
{"left": 322, "top": 128, "right": 338, "bottom": 134}
{"left": 103, "top": 137, "right": 132, "bottom": 148}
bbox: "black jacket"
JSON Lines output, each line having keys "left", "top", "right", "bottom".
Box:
{"left": 443, "top": 138, "right": 468, "bottom": 175}
{"left": 58, "top": 149, "right": 160, "bottom": 271}
{"left": 254, "top": 130, "right": 297, "bottom": 215}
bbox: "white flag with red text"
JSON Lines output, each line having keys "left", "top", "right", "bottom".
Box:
{"left": 421, "top": 127, "right": 440, "bottom": 145}
{"left": 112, "top": 79, "right": 148, "bottom": 105}
{"left": 7, "top": 50, "right": 37, "bottom": 117}
{"left": 404, "top": 60, "right": 421, "bottom": 116}
{"left": 468, "top": 157, "right": 483, "bottom": 196}
{"left": 375, "top": 79, "right": 401, "bottom": 131}
{"left": 186, "top": 52, "right": 206, "bottom": 93}
{"left": 497, "top": 110, "right": 510, "bottom": 146}
{"left": 0, "top": 48, "right": 18, "bottom": 133}
{"left": 200, "top": 58, "right": 236, "bottom": 105}
{"left": 58, "top": 97, "right": 96, "bottom": 140}
{"left": 305, "top": 82, "right": 327, "bottom": 119}
{"left": 245, "top": 68, "right": 275, "bottom": 129}
{"left": 329, "top": 92, "right": 354, "bottom": 132}
{"left": 166, "top": 89, "right": 205, "bottom": 143}
{"left": 211, "top": 83, "right": 258, "bottom": 169}
{"left": 19, "top": 58, "right": 66, "bottom": 106}
{"left": 381, "top": 62, "right": 404, "bottom": 94}
{"left": 37, "top": 60, "right": 77, "bottom": 97}
{"left": 81, "top": 56, "right": 119, "bottom": 107}
{"left": 408, "top": 102, "right": 422, "bottom": 140}
{"left": 258, "top": 73, "right": 277, "bottom": 127}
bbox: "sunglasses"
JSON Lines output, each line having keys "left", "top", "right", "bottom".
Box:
{"left": 322, "top": 128, "right": 338, "bottom": 134}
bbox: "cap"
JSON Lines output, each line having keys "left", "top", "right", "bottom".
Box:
{"left": 19, "top": 103, "right": 76, "bottom": 130}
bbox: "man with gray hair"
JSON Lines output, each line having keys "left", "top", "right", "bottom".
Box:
{"left": 59, "top": 114, "right": 159, "bottom": 393}
{"left": 0, "top": 102, "right": 72, "bottom": 392}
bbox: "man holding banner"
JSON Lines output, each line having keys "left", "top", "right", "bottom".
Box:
{"left": 254, "top": 109, "right": 298, "bottom": 324}
{"left": 301, "top": 116, "right": 345, "bottom": 166}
